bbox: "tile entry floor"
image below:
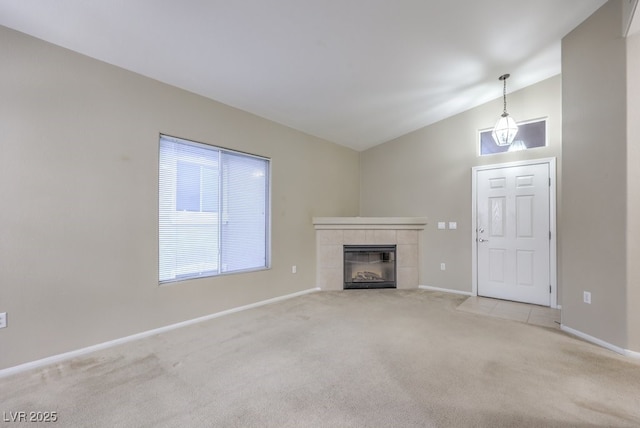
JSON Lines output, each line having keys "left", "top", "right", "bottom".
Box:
{"left": 457, "top": 296, "right": 561, "bottom": 329}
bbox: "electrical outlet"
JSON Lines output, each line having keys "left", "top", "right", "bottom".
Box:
{"left": 583, "top": 291, "right": 591, "bottom": 304}
{"left": 292, "top": 265, "right": 297, "bottom": 274}
{"left": 440, "top": 263, "right": 446, "bottom": 271}
{"left": 0, "top": 312, "right": 7, "bottom": 329}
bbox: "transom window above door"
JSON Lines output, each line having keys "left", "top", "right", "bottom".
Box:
{"left": 479, "top": 118, "right": 547, "bottom": 156}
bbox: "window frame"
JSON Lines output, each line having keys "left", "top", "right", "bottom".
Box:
{"left": 158, "top": 134, "right": 271, "bottom": 285}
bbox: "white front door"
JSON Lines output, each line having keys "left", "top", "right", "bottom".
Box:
{"left": 476, "top": 162, "right": 551, "bottom": 306}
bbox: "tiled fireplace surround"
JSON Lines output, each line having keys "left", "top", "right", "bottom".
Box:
{"left": 313, "top": 217, "right": 428, "bottom": 290}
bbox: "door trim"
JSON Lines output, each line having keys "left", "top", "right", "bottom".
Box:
{"left": 471, "top": 158, "right": 557, "bottom": 308}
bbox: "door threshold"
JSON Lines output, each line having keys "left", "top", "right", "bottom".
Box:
{"left": 457, "top": 296, "right": 560, "bottom": 329}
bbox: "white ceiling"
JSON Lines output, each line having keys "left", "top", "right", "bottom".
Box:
{"left": 628, "top": 0, "right": 640, "bottom": 36}
{"left": 0, "top": 1, "right": 608, "bottom": 151}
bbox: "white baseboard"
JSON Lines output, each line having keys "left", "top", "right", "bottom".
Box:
{"left": 419, "top": 285, "right": 473, "bottom": 296}
{"left": 0, "top": 287, "right": 320, "bottom": 379}
{"left": 561, "top": 325, "right": 640, "bottom": 360}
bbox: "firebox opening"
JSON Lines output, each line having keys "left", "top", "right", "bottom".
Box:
{"left": 343, "top": 245, "right": 396, "bottom": 289}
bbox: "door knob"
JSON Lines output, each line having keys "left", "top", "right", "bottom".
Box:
{"left": 478, "top": 228, "right": 485, "bottom": 233}
{"left": 478, "top": 238, "right": 489, "bottom": 243}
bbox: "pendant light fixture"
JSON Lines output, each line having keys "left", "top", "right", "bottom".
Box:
{"left": 491, "top": 74, "right": 518, "bottom": 146}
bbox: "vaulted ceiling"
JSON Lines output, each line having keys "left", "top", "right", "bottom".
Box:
{"left": 0, "top": 1, "right": 610, "bottom": 151}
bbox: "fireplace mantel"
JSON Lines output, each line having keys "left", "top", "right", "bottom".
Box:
{"left": 313, "top": 217, "right": 428, "bottom": 290}
{"left": 313, "top": 217, "right": 428, "bottom": 230}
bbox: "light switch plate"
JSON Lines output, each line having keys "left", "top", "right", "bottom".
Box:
{"left": 449, "top": 222, "right": 457, "bottom": 230}
{"left": 437, "top": 222, "right": 446, "bottom": 230}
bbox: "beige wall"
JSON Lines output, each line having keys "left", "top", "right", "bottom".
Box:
{"left": 628, "top": 31, "right": 640, "bottom": 351}
{"left": 0, "top": 26, "right": 360, "bottom": 370}
{"left": 359, "top": 76, "right": 562, "bottom": 294}
{"left": 561, "top": 1, "right": 628, "bottom": 348}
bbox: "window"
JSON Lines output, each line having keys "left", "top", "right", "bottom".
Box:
{"left": 159, "top": 135, "right": 270, "bottom": 283}
{"left": 479, "top": 118, "right": 547, "bottom": 156}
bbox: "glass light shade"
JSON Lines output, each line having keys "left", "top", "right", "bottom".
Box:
{"left": 507, "top": 140, "right": 527, "bottom": 152}
{"left": 492, "top": 114, "right": 519, "bottom": 146}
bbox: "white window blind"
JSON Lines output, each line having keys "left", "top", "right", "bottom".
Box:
{"left": 159, "top": 135, "right": 270, "bottom": 283}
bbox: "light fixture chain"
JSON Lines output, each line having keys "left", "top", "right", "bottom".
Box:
{"left": 503, "top": 77, "right": 507, "bottom": 115}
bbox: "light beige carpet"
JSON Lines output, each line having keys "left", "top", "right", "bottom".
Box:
{"left": 1, "top": 290, "right": 639, "bottom": 427}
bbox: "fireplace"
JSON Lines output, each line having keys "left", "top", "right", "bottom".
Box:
{"left": 313, "top": 217, "right": 427, "bottom": 290}
{"left": 343, "top": 245, "right": 396, "bottom": 289}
